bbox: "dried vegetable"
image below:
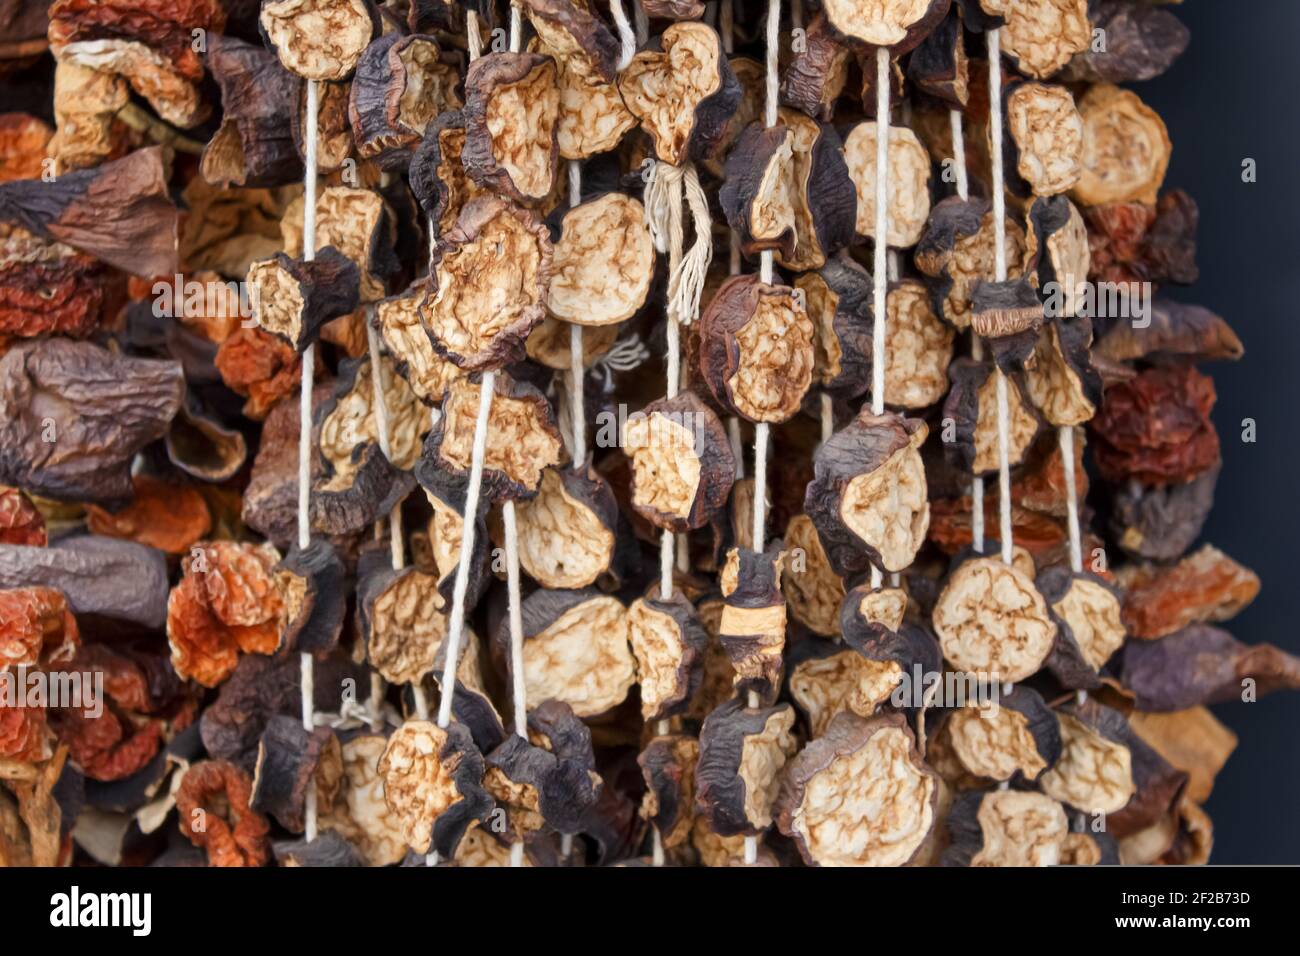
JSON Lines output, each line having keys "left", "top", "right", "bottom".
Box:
{"left": 0, "top": 0, "right": 1285, "bottom": 871}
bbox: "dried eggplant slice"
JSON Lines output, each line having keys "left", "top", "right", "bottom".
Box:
{"left": 777, "top": 711, "right": 938, "bottom": 867}
{"left": 410, "top": 111, "right": 492, "bottom": 239}
{"left": 914, "top": 196, "right": 1026, "bottom": 330}
{"left": 842, "top": 120, "right": 931, "bottom": 247}
{"left": 942, "top": 686, "right": 1060, "bottom": 784}
{"left": 983, "top": 0, "right": 1090, "bottom": 80}
{"left": 420, "top": 464, "right": 491, "bottom": 608}
{"left": 696, "top": 697, "right": 797, "bottom": 836}
{"left": 781, "top": 513, "right": 844, "bottom": 638}
{"left": 780, "top": 15, "right": 852, "bottom": 122}
{"left": 623, "top": 390, "right": 736, "bottom": 532}
{"left": 528, "top": 35, "right": 637, "bottom": 161}
{"left": 519, "top": 0, "right": 620, "bottom": 83}
{"left": 942, "top": 788, "right": 1068, "bottom": 867}
{"left": 932, "top": 554, "right": 1056, "bottom": 684}
{"left": 513, "top": 465, "right": 618, "bottom": 589}
{"left": 617, "top": 22, "right": 740, "bottom": 166}
{"left": 275, "top": 539, "right": 347, "bottom": 655}
{"left": 907, "top": 8, "right": 967, "bottom": 108}
{"left": 291, "top": 79, "right": 354, "bottom": 174}
{"left": 348, "top": 33, "right": 462, "bottom": 169}
{"left": 548, "top": 192, "right": 654, "bottom": 327}
{"left": 422, "top": 197, "right": 553, "bottom": 372}
{"left": 252, "top": 715, "right": 339, "bottom": 833}
{"left": 720, "top": 123, "right": 797, "bottom": 259}
{"left": 1024, "top": 193, "right": 1090, "bottom": 320}
{"left": 259, "top": 0, "right": 376, "bottom": 82}
{"left": 203, "top": 35, "right": 304, "bottom": 188}
{"left": 638, "top": 734, "right": 699, "bottom": 849}
{"left": 462, "top": 52, "right": 560, "bottom": 205}
{"left": 786, "top": 641, "right": 901, "bottom": 738}
{"left": 281, "top": 186, "right": 396, "bottom": 303}
{"left": 418, "top": 373, "right": 564, "bottom": 502}
{"left": 628, "top": 591, "right": 708, "bottom": 722}
{"left": 820, "top": 0, "right": 949, "bottom": 54}
{"left": 1072, "top": 84, "right": 1170, "bottom": 207}
{"left": 1037, "top": 563, "right": 1124, "bottom": 688}
{"left": 1039, "top": 699, "right": 1151, "bottom": 821}
{"left": 377, "top": 719, "right": 491, "bottom": 858}
{"left": 357, "top": 565, "right": 446, "bottom": 686}
{"left": 526, "top": 315, "right": 619, "bottom": 369}
{"left": 699, "top": 275, "right": 815, "bottom": 424}
{"left": 805, "top": 410, "right": 930, "bottom": 576}
{"left": 839, "top": 584, "right": 942, "bottom": 679}
{"left": 718, "top": 544, "right": 787, "bottom": 695}
{"left": 310, "top": 356, "right": 423, "bottom": 534}
{"left": 431, "top": 628, "right": 507, "bottom": 755}
{"left": 373, "top": 281, "right": 463, "bottom": 405}
{"left": 941, "top": 359, "right": 1040, "bottom": 475}
{"left": 969, "top": 276, "right": 1044, "bottom": 369}
{"left": 246, "top": 247, "right": 360, "bottom": 352}
{"left": 884, "top": 278, "right": 953, "bottom": 409}
{"left": 521, "top": 699, "right": 602, "bottom": 834}
{"left": 485, "top": 730, "right": 597, "bottom": 839}
{"left": 499, "top": 588, "right": 635, "bottom": 718}
{"left": 1003, "top": 80, "right": 1083, "bottom": 198}
{"left": 796, "top": 253, "right": 873, "bottom": 398}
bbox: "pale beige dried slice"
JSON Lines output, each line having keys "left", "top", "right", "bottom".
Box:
{"left": 1040, "top": 712, "right": 1136, "bottom": 814}
{"left": 1006, "top": 82, "right": 1083, "bottom": 196}
{"left": 781, "top": 514, "right": 845, "bottom": 638}
{"left": 843, "top": 121, "right": 932, "bottom": 248}
{"left": 260, "top": 0, "right": 374, "bottom": 82}
{"left": 374, "top": 283, "right": 464, "bottom": 405}
{"left": 972, "top": 370, "right": 1038, "bottom": 473}
{"left": 970, "top": 789, "right": 1068, "bottom": 866}
{"left": 548, "top": 193, "right": 655, "bottom": 327}
{"left": 984, "top": 0, "right": 1091, "bottom": 80}
{"left": 1073, "top": 84, "right": 1171, "bottom": 206}
{"left": 884, "top": 279, "right": 954, "bottom": 408}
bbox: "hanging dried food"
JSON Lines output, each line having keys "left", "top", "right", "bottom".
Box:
{"left": 623, "top": 390, "right": 736, "bottom": 532}
{"left": 0, "top": 536, "right": 169, "bottom": 628}
{"left": 423, "top": 197, "right": 553, "bottom": 371}
{"left": 942, "top": 788, "right": 1068, "bottom": 867}
{"left": 258, "top": 0, "right": 375, "bottom": 82}
{"left": 1118, "top": 545, "right": 1259, "bottom": 641}
{"left": 1003, "top": 81, "right": 1083, "bottom": 198}
{"left": 373, "top": 281, "right": 463, "bottom": 405}
{"left": 357, "top": 565, "right": 445, "bottom": 686}
{"left": 0, "top": 487, "right": 45, "bottom": 547}
{"left": 519, "top": 0, "right": 619, "bottom": 83}
{"left": 781, "top": 15, "right": 852, "bottom": 121}
{"left": 781, "top": 513, "right": 844, "bottom": 637}
{"left": 85, "top": 474, "right": 211, "bottom": 555}
{"left": 486, "top": 707, "right": 601, "bottom": 838}
{"left": 1038, "top": 700, "right": 1136, "bottom": 816}
{"left": 1085, "top": 190, "right": 1200, "bottom": 288}
{"left": 349, "top": 33, "right": 461, "bottom": 169}
{"left": 1036, "top": 564, "right": 1125, "bottom": 687}
{"left": 915, "top": 197, "right": 1026, "bottom": 330}
{"left": 274, "top": 540, "right": 347, "bottom": 656}
{"left": 907, "top": 9, "right": 967, "bottom": 107}
{"left": 1072, "top": 84, "right": 1170, "bottom": 206}
{"left": 618, "top": 22, "right": 740, "bottom": 166}
{"left": 510, "top": 465, "right": 619, "bottom": 589}
{"left": 282, "top": 186, "right": 396, "bottom": 303}
{"left": 548, "top": 192, "right": 655, "bottom": 327}
{"left": 247, "top": 248, "right": 360, "bottom": 352}
{"left": 795, "top": 253, "right": 874, "bottom": 398}
{"left": 0, "top": 586, "right": 78, "bottom": 670}
{"left": 250, "top": 716, "right": 339, "bottom": 833}
{"left": 420, "top": 464, "right": 492, "bottom": 606}
{"left": 638, "top": 734, "right": 698, "bottom": 849}
{"left": 717, "top": 544, "right": 787, "bottom": 694}
{"left": 818, "top": 0, "right": 948, "bottom": 52}
{"left": 419, "top": 373, "right": 564, "bottom": 502}
{"left": 699, "top": 275, "right": 814, "bottom": 423}
{"left": 462, "top": 52, "right": 560, "bottom": 205}
{"left": 786, "top": 641, "right": 901, "bottom": 738}
{"left": 843, "top": 121, "right": 932, "bottom": 248}
{"left": 1095, "top": 300, "right": 1239, "bottom": 366}
{"left": 175, "top": 760, "right": 271, "bottom": 867}
{"left": 628, "top": 591, "right": 708, "bottom": 721}
{"left": 942, "top": 687, "right": 1060, "bottom": 784}
{"left": 1111, "top": 465, "right": 1218, "bottom": 563}
{"left": 777, "top": 711, "right": 938, "bottom": 867}
{"left": 884, "top": 279, "right": 953, "bottom": 408}
{"left": 411, "top": 112, "right": 491, "bottom": 238}
{"left": 526, "top": 314, "right": 619, "bottom": 369}
{"left": 377, "top": 719, "right": 491, "bottom": 858}
{"left": 942, "top": 360, "right": 1040, "bottom": 475}
{"left": 203, "top": 35, "right": 304, "bottom": 189}
{"left": 500, "top": 588, "right": 635, "bottom": 718}
{"left": 839, "top": 582, "right": 942, "bottom": 678}
{"left": 805, "top": 410, "right": 930, "bottom": 575}
{"left": 932, "top": 553, "right": 1056, "bottom": 683}
{"left": 696, "top": 697, "right": 797, "bottom": 837}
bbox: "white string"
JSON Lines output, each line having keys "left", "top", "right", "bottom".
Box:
{"left": 727, "top": 417, "right": 745, "bottom": 479}
{"left": 1061, "top": 426, "right": 1083, "bottom": 572}
{"left": 988, "top": 30, "right": 1013, "bottom": 566}
{"left": 467, "top": 9, "right": 482, "bottom": 60}
{"left": 509, "top": 2, "right": 522, "bottom": 52}
{"left": 298, "top": 77, "right": 320, "bottom": 844}
{"left": 502, "top": 500, "right": 527, "bottom": 741}
{"left": 820, "top": 392, "right": 833, "bottom": 444}
{"left": 567, "top": 162, "right": 586, "bottom": 468}
{"left": 609, "top": 0, "right": 636, "bottom": 70}
{"left": 868, "top": 47, "right": 891, "bottom": 592}
{"left": 949, "top": 109, "right": 969, "bottom": 201}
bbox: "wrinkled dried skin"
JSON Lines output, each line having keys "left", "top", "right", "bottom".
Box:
{"left": 482, "top": 767, "right": 544, "bottom": 838}
{"left": 738, "top": 708, "right": 798, "bottom": 830}
{"left": 469, "top": 54, "right": 559, "bottom": 202}
{"left": 971, "top": 789, "right": 1068, "bottom": 866}
{"left": 839, "top": 425, "right": 930, "bottom": 572}
{"left": 320, "top": 735, "right": 411, "bottom": 866}
{"left": 821, "top": 0, "right": 937, "bottom": 47}
{"left": 176, "top": 760, "right": 271, "bottom": 867}
{"left": 933, "top": 212, "right": 1027, "bottom": 330}
{"left": 377, "top": 721, "right": 464, "bottom": 854}
{"left": 522, "top": 597, "right": 635, "bottom": 717}
{"left": 439, "top": 378, "right": 563, "bottom": 494}
{"left": 319, "top": 358, "right": 426, "bottom": 491}
{"left": 971, "top": 371, "right": 1039, "bottom": 474}
{"left": 1007, "top": 82, "right": 1083, "bottom": 196}
{"left": 425, "top": 199, "right": 551, "bottom": 370}
{"left": 1129, "top": 708, "right": 1236, "bottom": 806}
{"left": 368, "top": 570, "right": 446, "bottom": 685}
{"left": 0, "top": 487, "right": 45, "bottom": 547}
{"left": 1073, "top": 84, "right": 1170, "bottom": 207}
{"left": 947, "top": 705, "right": 1047, "bottom": 782}
{"left": 282, "top": 187, "right": 389, "bottom": 302}
{"left": 1120, "top": 546, "right": 1259, "bottom": 641}
{"left": 549, "top": 193, "right": 654, "bottom": 327}
{"left": 781, "top": 514, "right": 844, "bottom": 637}
{"left": 627, "top": 599, "right": 692, "bottom": 721}
{"left": 259, "top": 0, "right": 373, "bottom": 82}
{"left": 624, "top": 413, "right": 701, "bottom": 523}
{"left": 0, "top": 115, "right": 51, "bottom": 183}
{"left": 984, "top": 0, "right": 1091, "bottom": 79}
{"left": 48, "top": 62, "right": 130, "bottom": 173}
{"left": 782, "top": 714, "right": 936, "bottom": 867}
{"left": 514, "top": 468, "right": 614, "bottom": 589}
{"left": 56, "top": 38, "right": 205, "bottom": 129}
{"left": 1053, "top": 577, "right": 1124, "bottom": 670}
{"left": 885, "top": 281, "right": 953, "bottom": 408}
{"left": 1025, "top": 324, "right": 1094, "bottom": 426}
{"left": 933, "top": 557, "right": 1056, "bottom": 684}
{"left": 375, "top": 285, "right": 463, "bottom": 404}
{"left": 547, "top": 48, "right": 637, "bottom": 160}
{"left": 789, "top": 650, "right": 902, "bottom": 737}
{"left": 618, "top": 23, "right": 729, "bottom": 166}
{"left": 1040, "top": 714, "right": 1135, "bottom": 814}
{"left": 843, "top": 122, "right": 931, "bottom": 248}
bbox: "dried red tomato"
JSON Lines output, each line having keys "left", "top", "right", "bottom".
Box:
{"left": 214, "top": 326, "right": 302, "bottom": 420}
{"left": 175, "top": 760, "right": 271, "bottom": 867}
{"left": 0, "top": 587, "right": 79, "bottom": 670}
{"left": 0, "top": 486, "right": 45, "bottom": 546}
{"left": 0, "top": 702, "right": 50, "bottom": 763}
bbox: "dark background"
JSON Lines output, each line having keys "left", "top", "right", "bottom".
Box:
{"left": 1139, "top": 0, "right": 1299, "bottom": 863}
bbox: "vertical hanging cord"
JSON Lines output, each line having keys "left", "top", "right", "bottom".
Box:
{"left": 950, "top": 103, "right": 984, "bottom": 554}
{"left": 987, "top": 30, "right": 1013, "bottom": 566}
{"left": 868, "top": 46, "right": 890, "bottom": 593}
{"left": 568, "top": 162, "right": 586, "bottom": 468}
{"left": 609, "top": 0, "right": 636, "bottom": 69}
{"left": 298, "top": 77, "right": 320, "bottom": 844}
{"left": 1060, "top": 425, "right": 1083, "bottom": 572}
